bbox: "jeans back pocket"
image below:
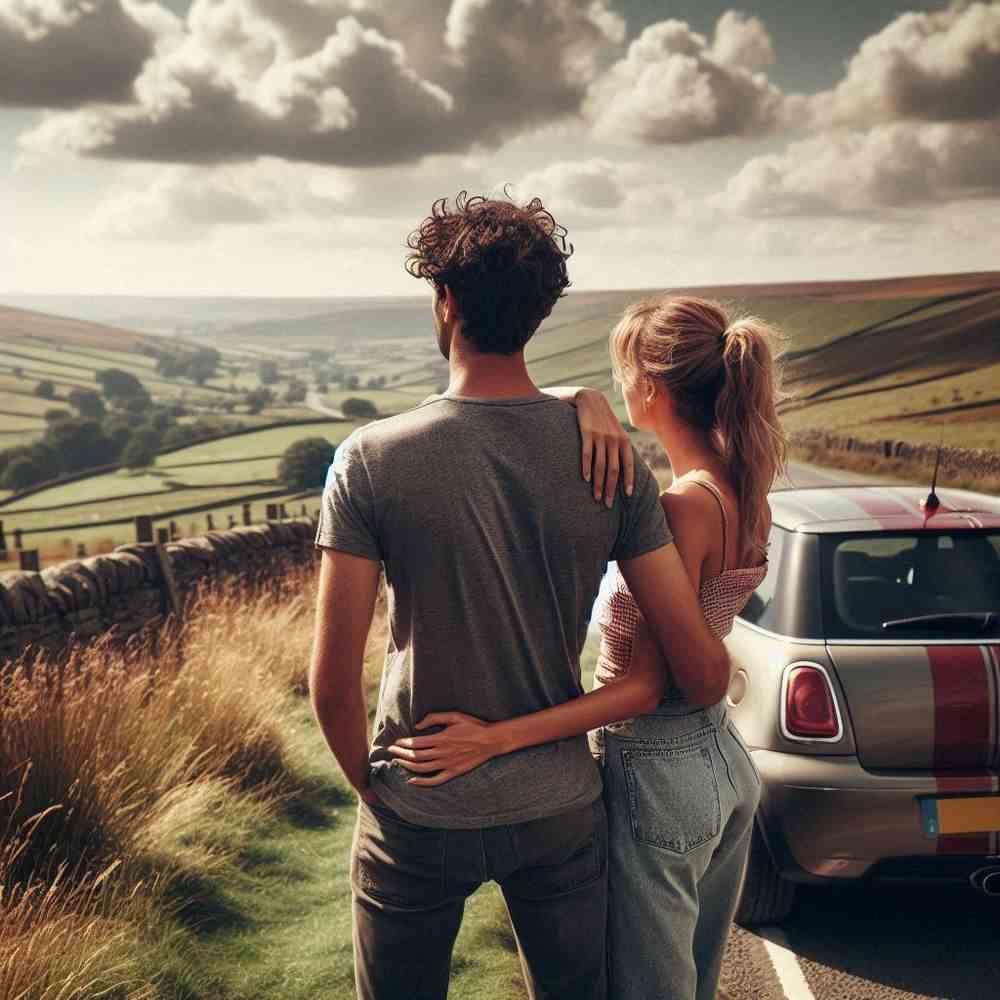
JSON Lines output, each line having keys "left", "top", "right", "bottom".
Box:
{"left": 621, "top": 742, "right": 722, "bottom": 855}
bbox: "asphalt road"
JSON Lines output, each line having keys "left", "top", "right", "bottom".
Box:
{"left": 719, "top": 882, "right": 1000, "bottom": 1000}
{"left": 779, "top": 460, "right": 901, "bottom": 490}
{"left": 719, "top": 460, "right": 997, "bottom": 1000}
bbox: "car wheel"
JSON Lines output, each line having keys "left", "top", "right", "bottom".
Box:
{"left": 735, "top": 822, "right": 797, "bottom": 926}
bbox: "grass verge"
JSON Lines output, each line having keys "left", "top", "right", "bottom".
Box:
{"left": 0, "top": 566, "right": 528, "bottom": 999}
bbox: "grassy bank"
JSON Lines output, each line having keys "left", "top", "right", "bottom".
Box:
{"left": 0, "top": 567, "right": 528, "bottom": 999}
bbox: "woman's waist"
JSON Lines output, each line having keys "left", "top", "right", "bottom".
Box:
{"left": 591, "top": 669, "right": 729, "bottom": 729}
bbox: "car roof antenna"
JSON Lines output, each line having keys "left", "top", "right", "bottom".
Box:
{"left": 922, "top": 433, "right": 943, "bottom": 512}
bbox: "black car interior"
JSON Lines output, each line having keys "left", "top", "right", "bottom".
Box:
{"left": 830, "top": 533, "right": 1000, "bottom": 635}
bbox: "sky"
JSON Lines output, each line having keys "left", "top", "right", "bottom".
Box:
{"left": 1, "top": 0, "right": 999, "bottom": 297}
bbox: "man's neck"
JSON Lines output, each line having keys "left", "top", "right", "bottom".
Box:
{"left": 445, "top": 339, "right": 542, "bottom": 400}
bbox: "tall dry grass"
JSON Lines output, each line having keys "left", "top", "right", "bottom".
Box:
{"left": 0, "top": 564, "right": 325, "bottom": 1000}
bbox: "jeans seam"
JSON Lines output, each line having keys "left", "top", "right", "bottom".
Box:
{"left": 715, "top": 728, "right": 738, "bottom": 798}
{"left": 728, "top": 721, "right": 763, "bottom": 788}
{"left": 604, "top": 723, "right": 716, "bottom": 748}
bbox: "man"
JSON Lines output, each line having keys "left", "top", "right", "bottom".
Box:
{"left": 310, "top": 192, "right": 730, "bottom": 1000}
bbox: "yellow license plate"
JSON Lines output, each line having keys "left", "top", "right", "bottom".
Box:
{"left": 921, "top": 796, "right": 1000, "bottom": 837}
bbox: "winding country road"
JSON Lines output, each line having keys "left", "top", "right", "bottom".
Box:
{"left": 305, "top": 390, "right": 343, "bottom": 419}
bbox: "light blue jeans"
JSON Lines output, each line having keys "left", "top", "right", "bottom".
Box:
{"left": 591, "top": 699, "right": 761, "bottom": 1000}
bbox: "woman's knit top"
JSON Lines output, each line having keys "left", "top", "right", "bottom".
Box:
{"left": 594, "top": 479, "right": 767, "bottom": 689}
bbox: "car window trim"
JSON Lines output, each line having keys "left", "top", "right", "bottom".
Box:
{"left": 825, "top": 638, "right": 1000, "bottom": 647}
{"left": 732, "top": 618, "right": 826, "bottom": 646}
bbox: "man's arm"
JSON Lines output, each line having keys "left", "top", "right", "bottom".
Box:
{"left": 309, "top": 548, "right": 381, "bottom": 803}
{"left": 618, "top": 544, "right": 730, "bottom": 707}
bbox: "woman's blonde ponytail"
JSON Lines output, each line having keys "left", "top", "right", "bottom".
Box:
{"left": 716, "top": 318, "right": 787, "bottom": 560}
{"left": 610, "top": 296, "right": 787, "bottom": 562}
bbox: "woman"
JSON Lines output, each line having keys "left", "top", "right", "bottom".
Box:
{"left": 389, "top": 295, "right": 787, "bottom": 1000}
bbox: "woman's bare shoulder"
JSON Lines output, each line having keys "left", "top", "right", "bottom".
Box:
{"left": 659, "top": 485, "right": 720, "bottom": 542}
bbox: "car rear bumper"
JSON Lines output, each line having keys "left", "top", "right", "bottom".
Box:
{"left": 753, "top": 750, "right": 1000, "bottom": 882}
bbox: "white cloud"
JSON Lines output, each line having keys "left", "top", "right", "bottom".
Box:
{"left": 19, "top": 0, "right": 626, "bottom": 166}
{"left": 808, "top": 1, "right": 1000, "bottom": 127}
{"left": 513, "top": 158, "right": 677, "bottom": 228}
{"left": 715, "top": 121, "right": 1000, "bottom": 217}
{"left": 86, "top": 158, "right": 366, "bottom": 242}
{"left": 584, "top": 13, "right": 786, "bottom": 144}
{"left": 710, "top": 10, "right": 775, "bottom": 72}
{"left": 0, "top": 0, "right": 179, "bottom": 108}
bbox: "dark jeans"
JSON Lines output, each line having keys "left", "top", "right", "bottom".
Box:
{"left": 351, "top": 796, "right": 608, "bottom": 1000}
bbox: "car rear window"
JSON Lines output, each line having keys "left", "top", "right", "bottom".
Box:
{"left": 821, "top": 531, "right": 1000, "bottom": 640}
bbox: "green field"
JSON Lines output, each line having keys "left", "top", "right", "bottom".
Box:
{"left": 513, "top": 277, "right": 1000, "bottom": 453}
{"left": 5, "top": 271, "right": 998, "bottom": 568}
{"left": 159, "top": 420, "right": 359, "bottom": 464}
{"left": 0, "top": 419, "right": 362, "bottom": 567}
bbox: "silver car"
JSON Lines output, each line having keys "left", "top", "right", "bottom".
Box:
{"left": 727, "top": 484, "right": 1000, "bottom": 924}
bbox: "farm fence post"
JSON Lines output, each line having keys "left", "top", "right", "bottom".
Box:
{"left": 242, "top": 502, "right": 252, "bottom": 526}
{"left": 0, "top": 520, "right": 6, "bottom": 555}
{"left": 19, "top": 549, "right": 40, "bottom": 572}
{"left": 14, "top": 528, "right": 23, "bottom": 550}
{"left": 206, "top": 513, "right": 215, "bottom": 531}
{"left": 154, "top": 540, "right": 183, "bottom": 617}
{"left": 135, "top": 516, "right": 154, "bottom": 543}
{"left": 266, "top": 503, "right": 279, "bottom": 521}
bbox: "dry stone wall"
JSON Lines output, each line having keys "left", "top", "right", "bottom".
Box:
{"left": 789, "top": 430, "right": 1000, "bottom": 480}
{"left": 637, "top": 432, "right": 1000, "bottom": 481}
{"left": 0, "top": 518, "right": 317, "bottom": 665}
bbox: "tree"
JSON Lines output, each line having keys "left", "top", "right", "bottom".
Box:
{"left": 96, "top": 368, "right": 149, "bottom": 404}
{"left": 44, "top": 419, "right": 115, "bottom": 473}
{"left": 258, "top": 360, "right": 279, "bottom": 385}
{"left": 68, "top": 388, "right": 105, "bottom": 419}
{"left": 278, "top": 437, "right": 335, "bottom": 490}
{"left": 188, "top": 347, "right": 221, "bottom": 385}
{"left": 245, "top": 387, "right": 274, "bottom": 414}
{"left": 284, "top": 378, "right": 307, "bottom": 404}
{"left": 161, "top": 424, "right": 199, "bottom": 450}
{"left": 34, "top": 380, "right": 56, "bottom": 399}
{"left": 148, "top": 409, "right": 174, "bottom": 433}
{"left": 1, "top": 457, "right": 42, "bottom": 491}
{"left": 121, "top": 429, "right": 161, "bottom": 470}
{"left": 341, "top": 397, "right": 378, "bottom": 419}
{"left": 44, "top": 408, "right": 72, "bottom": 424}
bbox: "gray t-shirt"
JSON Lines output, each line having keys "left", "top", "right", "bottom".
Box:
{"left": 315, "top": 393, "right": 672, "bottom": 828}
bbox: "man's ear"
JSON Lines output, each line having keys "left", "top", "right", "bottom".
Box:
{"left": 442, "top": 285, "right": 458, "bottom": 325}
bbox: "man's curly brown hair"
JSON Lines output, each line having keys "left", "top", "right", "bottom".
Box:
{"left": 405, "top": 191, "right": 573, "bottom": 355}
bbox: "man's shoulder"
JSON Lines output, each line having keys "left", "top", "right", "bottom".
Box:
{"left": 346, "top": 398, "right": 450, "bottom": 451}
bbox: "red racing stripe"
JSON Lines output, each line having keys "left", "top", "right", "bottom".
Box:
{"left": 929, "top": 645, "right": 991, "bottom": 769}
{"left": 839, "top": 488, "right": 914, "bottom": 529}
{"left": 931, "top": 645, "right": 995, "bottom": 855}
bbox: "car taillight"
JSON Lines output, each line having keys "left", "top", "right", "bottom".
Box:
{"left": 784, "top": 664, "right": 840, "bottom": 740}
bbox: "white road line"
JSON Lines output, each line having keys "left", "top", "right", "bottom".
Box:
{"left": 757, "top": 928, "right": 817, "bottom": 1000}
